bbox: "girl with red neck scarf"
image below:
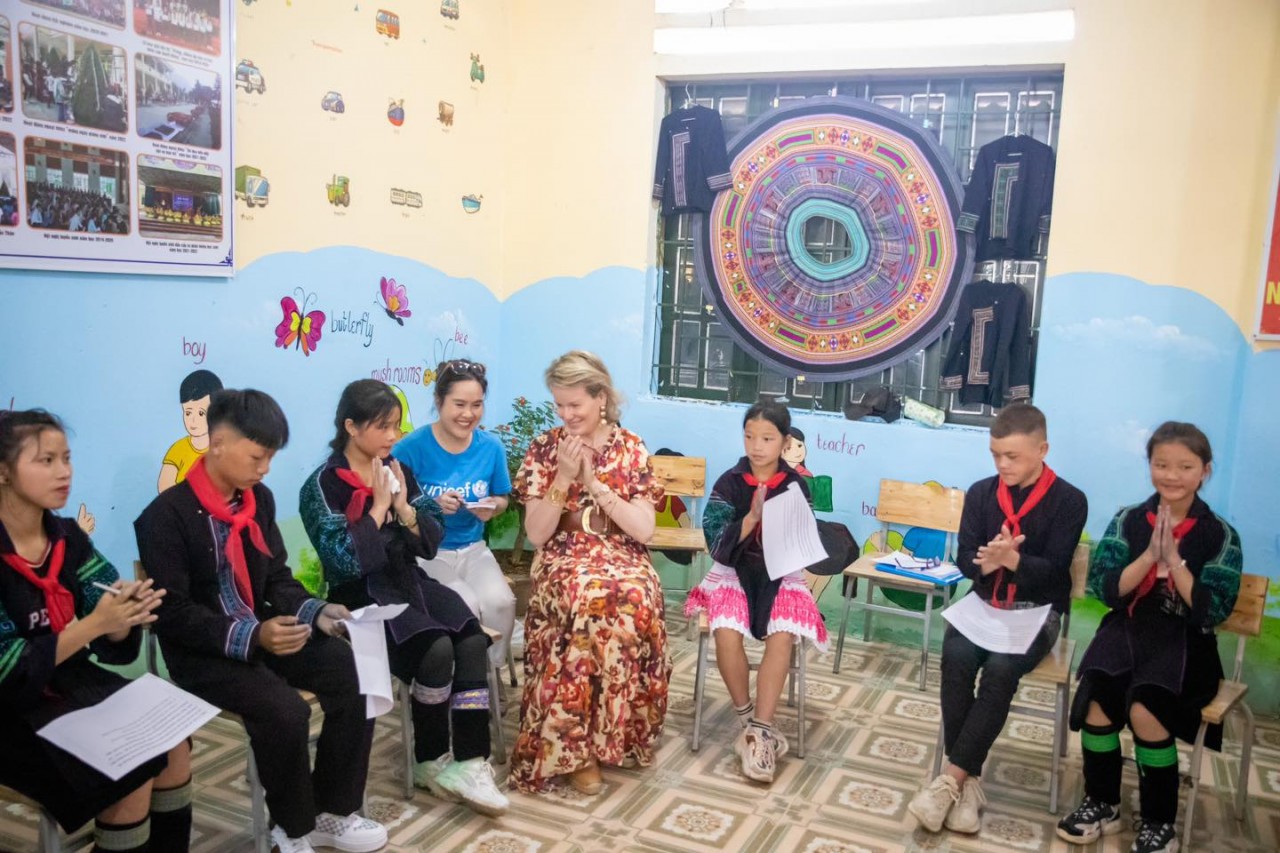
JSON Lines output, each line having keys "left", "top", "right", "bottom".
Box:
{"left": 299, "top": 379, "right": 508, "bottom": 817}
{"left": 1058, "top": 422, "right": 1242, "bottom": 853}
{"left": 685, "top": 401, "right": 828, "bottom": 785}
{"left": 0, "top": 409, "right": 191, "bottom": 853}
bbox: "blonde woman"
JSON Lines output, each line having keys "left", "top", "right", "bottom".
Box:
{"left": 510, "top": 351, "right": 670, "bottom": 795}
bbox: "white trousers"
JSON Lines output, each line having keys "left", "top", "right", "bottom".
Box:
{"left": 417, "top": 541, "right": 517, "bottom": 663}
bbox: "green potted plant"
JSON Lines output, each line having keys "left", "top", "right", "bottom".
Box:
{"left": 487, "top": 396, "right": 556, "bottom": 568}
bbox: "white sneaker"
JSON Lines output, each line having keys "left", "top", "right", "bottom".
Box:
{"left": 908, "top": 774, "right": 960, "bottom": 833}
{"left": 434, "top": 757, "right": 510, "bottom": 817}
{"left": 306, "top": 812, "right": 388, "bottom": 852}
{"left": 414, "top": 752, "right": 461, "bottom": 802}
{"left": 270, "top": 825, "right": 315, "bottom": 852}
{"left": 945, "top": 777, "right": 986, "bottom": 833}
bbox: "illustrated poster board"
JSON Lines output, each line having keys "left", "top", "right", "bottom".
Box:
{"left": 0, "top": 0, "right": 233, "bottom": 276}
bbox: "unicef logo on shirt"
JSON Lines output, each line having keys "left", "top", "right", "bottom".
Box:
{"left": 472, "top": 481, "right": 489, "bottom": 499}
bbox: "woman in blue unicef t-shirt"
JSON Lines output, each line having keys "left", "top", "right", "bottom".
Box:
{"left": 393, "top": 360, "right": 517, "bottom": 663}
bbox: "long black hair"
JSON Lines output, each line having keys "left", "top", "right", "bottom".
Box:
{"left": 330, "top": 379, "right": 401, "bottom": 453}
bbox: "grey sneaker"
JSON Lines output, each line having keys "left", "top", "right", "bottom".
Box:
{"left": 306, "top": 812, "right": 388, "bottom": 853}
{"left": 1057, "top": 795, "right": 1122, "bottom": 844}
{"left": 907, "top": 774, "right": 959, "bottom": 833}
{"left": 944, "top": 776, "right": 985, "bottom": 833}
{"left": 414, "top": 752, "right": 460, "bottom": 802}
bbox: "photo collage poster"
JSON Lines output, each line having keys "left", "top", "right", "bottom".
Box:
{"left": 0, "top": 0, "right": 233, "bottom": 276}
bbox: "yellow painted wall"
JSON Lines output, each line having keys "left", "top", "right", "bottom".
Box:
{"left": 234, "top": 0, "right": 509, "bottom": 285}
{"left": 1051, "top": 0, "right": 1280, "bottom": 338}
{"left": 499, "top": 0, "right": 1280, "bottom": 343}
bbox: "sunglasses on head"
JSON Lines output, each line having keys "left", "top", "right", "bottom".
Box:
{"left": 442, "top": 359, "right": 486, "bottom": 376}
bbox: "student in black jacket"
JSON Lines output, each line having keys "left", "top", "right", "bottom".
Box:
{"left": 908, "top": 404, "right": 1086, "bottom": 835}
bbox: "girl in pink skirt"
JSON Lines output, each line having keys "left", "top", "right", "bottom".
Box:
{"left": 685, "top": 401, "right": 827, "bottom": 784}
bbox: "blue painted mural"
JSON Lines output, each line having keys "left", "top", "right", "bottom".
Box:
{"left": 1, "top": 254, "right": 1275, "bottom": 611}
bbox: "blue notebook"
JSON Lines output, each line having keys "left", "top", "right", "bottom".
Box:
{"left": 874, "top": 555, "right": 964, "bottom": 585}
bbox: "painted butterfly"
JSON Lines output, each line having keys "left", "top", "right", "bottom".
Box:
{"left": 275, "top": 288, "right": 325, "bottom": 356}
{"left": 379, "top": 276, "right": 411, "bottom": 324}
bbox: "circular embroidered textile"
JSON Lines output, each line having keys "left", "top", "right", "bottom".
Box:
{"left": 693, "top": 97, "right": 972, "bottom": 379}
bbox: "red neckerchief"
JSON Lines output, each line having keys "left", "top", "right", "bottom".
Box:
{"left": 1127, "top": 511, "right": 1197, "bottom": 616}
{"left": 991, "top": 465, "right": 1057, "bottom": 609}
{"left": 2, "top": 537, "right": 73, "bottom": 633}
{"left": 186, "top": 456, "right": 268, "bottom": 610}
{"left": 334, "top": 466, "right": 373, "bottom": 524}
{"left": 742, "top": 470, "right": 787, "bottom": 489}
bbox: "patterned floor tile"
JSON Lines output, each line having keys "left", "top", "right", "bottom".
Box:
{"left": 4, "top": 623, "right": 1279, "bottom": 852}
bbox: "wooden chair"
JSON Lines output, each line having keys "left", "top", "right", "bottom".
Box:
{"left": 395, "top": 625, "right": 509, "bottom": 799}
{"left": 1174, "top": 572, "right": 1265, "bottom": 850}
{"left": 832, "top": 479, "right": 965, "bottom": 690}
{"left": 647, "top": 455, "right": 709, "bottom": 589}
{"left": 690, "top": 567, "right": 820, "bottom": 759}
{"left": 930, "top": 542, "right": 1090, "bottom": 813}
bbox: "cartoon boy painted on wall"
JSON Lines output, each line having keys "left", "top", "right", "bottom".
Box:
{"left": 156, "top": 369, "right": 223, "bottom": 493}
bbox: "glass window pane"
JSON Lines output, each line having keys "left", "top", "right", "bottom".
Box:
{"left": 759, "top": 370, "right": 787, "bottom": 396}
{"left": 672, "top": 319, "right": 702, "bottom": 388}
{"left": 704, "top": 322, "right": 732, "bottom": 391}
{"left": 970, "top": 92, "right": 1012, "bottom": 171}
{"left": 1015, "top": 90, "right": 1055, "bottom": 143}
{"left": 872, "top": 94, "right": 905, "bottom": 112}
{"left": 910, "top": 93, "right": 946, "bottom": 142}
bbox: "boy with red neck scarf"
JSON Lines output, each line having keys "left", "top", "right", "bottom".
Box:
{"left": 909, "top": 404, "right": 1086, "bottom": 836}
{"left": 135, "top": 390, "right": 388, "bottom": 853}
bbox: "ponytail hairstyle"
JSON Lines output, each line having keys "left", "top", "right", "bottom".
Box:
{"left": 329, "top": 379, "right": 402, "bottom": 453}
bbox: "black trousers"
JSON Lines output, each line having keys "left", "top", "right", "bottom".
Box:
{"left": 940, "top": 614, "right": 1059, "bottom": 777}
{"left": 166, "top": 634, "right": 373, "bottom": 838}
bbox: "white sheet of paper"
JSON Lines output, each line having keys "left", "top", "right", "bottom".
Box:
{"left": 761, "top": 481, "right": 828, "bottom": 580}
{"left": 341, "top": 603, "right": 409, "bottom": 718}
{"left": 464, "top": 499, "right": 497, "bottom": 510}
{"left": 37, "top": 673, "right": 218, "bottom": 781}
{"left": 941, "top": 592, "right": 1053, "bottom": 654}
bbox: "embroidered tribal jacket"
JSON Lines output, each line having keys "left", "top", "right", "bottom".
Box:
{"left": 958, "top": 135, "right": 1055, "bottom": 261}
{"left": 652, "top": 106, "right": 733, "bottom": 216}
{"left": 135, "top": 482, "right": 328, "bottom": 666}
{"left": 941, "top": 279, "right": 1032, "bottom": 405}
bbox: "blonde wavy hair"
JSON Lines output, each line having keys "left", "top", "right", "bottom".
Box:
{"left": 544, "top": 350, "right": 623, "bottom": 424}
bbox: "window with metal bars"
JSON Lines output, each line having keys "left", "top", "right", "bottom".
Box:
{"left": 652, "top": 71, "right": 1063, "bottom": 425}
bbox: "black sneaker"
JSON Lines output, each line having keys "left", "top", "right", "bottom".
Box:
{"left": 1056, "top": 795, "right": 1122, "bottom": 844}
{"left": 1130, "top": 821, "right": 1179, "bottom": 853}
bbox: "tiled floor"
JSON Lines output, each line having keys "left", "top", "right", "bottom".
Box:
{"left": 4, "top": 601, "right": 1277, "bottom": 852}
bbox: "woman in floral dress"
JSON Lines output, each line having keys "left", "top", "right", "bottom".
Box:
{"left": 510, "top": 350, "right": 670, "bottom": 795}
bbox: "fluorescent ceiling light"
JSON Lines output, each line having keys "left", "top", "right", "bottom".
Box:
{"left": 655, "top": 9, "right": 1075, "bottom": 54}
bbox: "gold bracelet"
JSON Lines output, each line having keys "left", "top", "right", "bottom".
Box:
{"left": 399, "top": 511, "right": 418, "bottom": 527}
{"left": 546, "top": 485, "right": 567, "bottom": 508}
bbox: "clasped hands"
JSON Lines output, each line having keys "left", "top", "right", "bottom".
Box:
{"left": 1147, "top": 504, "right": 1182, "bottom": 579}
{"left": 973, "top": 523, "right": 1025, "bottom": 575}
{"left": 556, "top": 435, "right": 599, "bottom": 487}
